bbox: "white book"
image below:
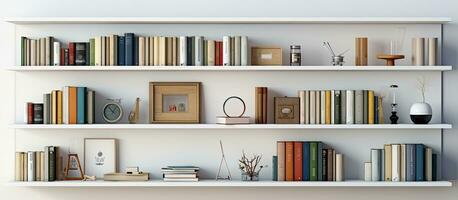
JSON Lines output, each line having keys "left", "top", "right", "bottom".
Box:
{"left": 335, "top": 154, "right": 343, "bottom": 181}
{"left": 53, "top": 42, "right": 60, "bottom": 66}
{"left": 364, "top": 162, "right": 372, "bottom": 181}
{"left": 234, "top": 36, "right": 241, "bottom": 66}
{"left": 371, "top": 149, "right": 381, "bottom": 181}
{"left": 346, "top": 90, "right": 355, "bottom": 124}
{"left": 428, "top": 38, "right": 437, "bottom": 66}
{"left": 194, "top": 36, "right": 203, "bottom": 66}
{"left": 315, "top": 91, "right": 320, "bottom": 124}
{"left": 400, "top": 144, "right": 406, "bottom": 181}
{"left": 241, "top": 36, "right": 248, "bottom": 65}
{"left": 223, "top": 36, "right": 230, "bottom": 66}
{"left": 320, "top": 91, "right": 326, "bottom": 124}
{"left": 354, "top": 90, "right": 364, "bottom": 124}
{"left": 425, "top": 147, "right": 433, "bottom": 181}
{"left": 24, "top": 103, "right": 28, "bottom": 123}
{"left": 391, "top": 144, "right": 401, "bottom": 181}
{"left": 27, "top": 151, "right": 35, "bottom": 181}
{"left": 62, "top": 86, "right": 69, "bottom": 124}
{"left": 179, "top": 36, "right": 187, "bottom": 66}
{"left": 331, "top": 90, "right": 335, "bottom": 124}
{"left": 310, "top": 91, "right": 316, "bottom": 124}
{"left": 94, "top": 36, "right": 101, "bottom": 66}
{"left": 216, "top": 116, "right": 250, "bottom": 124}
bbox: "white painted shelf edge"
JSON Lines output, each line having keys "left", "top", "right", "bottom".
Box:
{"left": 4, "top": 17, "right": 452, "bottom": 24}
{"left": 10, "top": 124, "right": 452, "bottom": 130}
{"left": 4, "top": 180, "right": 453, "bottom": 187}
{"left": 3, "top": 66, "right": 453, "bottom": 71}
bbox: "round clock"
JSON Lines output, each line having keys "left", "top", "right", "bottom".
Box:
{"left": 102, "top": 101, "right": 123, "bottom": 123}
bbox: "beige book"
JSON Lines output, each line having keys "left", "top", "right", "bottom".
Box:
{"left": 411, "top": 38, "right": 417, "bottom": 65}
{"left": 153, "top": 36, "right": 160, "bottom": 66}
{"left": 15, "top": 152, "right": 22, "bottom": 181}
{"left": 104, "top": 173, "right": 149, "bottom": 181}
{"left": 172, "top": 37, "right": 177, "bottom": 66}
{"left": 234, "top": 36, "right": 241, "bottom": 66}
{"left": 101, "top": 36, "right": 106, "bottom": 66}
{"left": 35, "top": 151, "right": 41, "bottom": 181}
{"left": 428, "top": 38, "right": 437, "bottom": 66}
{"left": 299, "top": 90, "right": 306, "bottom": 124}
{"left": 139, "top": 37, "right": 145, "bottom": 66}
{"left": 176, "top": 38, "right": 180, "bottom": 65}
{"left": 109, "top": 35, "right": 118, "bottom": 66}
{"left": 277, "top": 142, "right": 286, "bottom": 181}
{"left": 166, "top": 37, "right": 173, "bottom": 66}
{"left": 207, "top": 40, "right": 215, "bottom": 66}
{"left": 40, "top": 38, "right": 46, "bottom": 66}
{"left": 364, "top": 162, "right": 372, "bottom": 181}
{"left": 400, "top": 144, "right": 406, "bottom": 181}
{"left": 310, "top": 91, "right": 316, "bottom": 124}
{"left": 145, "top": 37, "right": 150, "bottom": 66}
{"left": 40, "top": 151, "right": 45, "bottom": 181}
{"left": 384, "top": 144, "right": 392, "bottom": 181}
{"left": 30, "top": 40, "right": 36, "bottom": 66}
{"left": 149, "top": 36, "right": 154, "bottom": 65}
{"left": 159, "top": 36, "right": 166, "bottom": 66}
{"left": 45, "top": 37, "right": 50, "bottom": 66}
{"left": 315, "top": 91, "right": 320, "bottom": 124}
{"left": 105, "top": 36, "right": 110, "bottom": 65}
{"left": 95, "top": 36, "right": 101, "bottom": 66}
{"left": 320, "top": 91, "right": 326, "bottom": 124}
{"left": 335, "top": 154, "right": 343, "bottom": 181}
{"left": 22, "top": 153, "right": 28, "bottom": 181}
{"left": 425, "top": 147, "right": 433, "bottom": 181}
{"left": 415, "top": 38, "right": 425, "bottom": 66}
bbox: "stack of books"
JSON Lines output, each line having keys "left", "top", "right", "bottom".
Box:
{"left": 20, "top": 34, "right": 248, "bottom": 66}
{"left": 161, "top": 166, "right": 199, "bottom": 182}
{"left": 25, "top": 86, "right": 95, "bottom": 124}
{"left": 15, "top": 146, "right": 63, "bottom": 181}
{"left": 298, "top": 90, "right": 384, "bottom": 125}
{"left": 274, "top": 141, "right": 344, "bottom": 181}
{"left": 366, "top": 143, "right": 437, "bottom": 182}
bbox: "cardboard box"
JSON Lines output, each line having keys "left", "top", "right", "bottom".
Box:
{"left": 251, "top": 47, "right": 282, "bottom": 65}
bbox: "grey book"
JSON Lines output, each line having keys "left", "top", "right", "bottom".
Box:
{"left": 355, "top": 90, "right": 364, "bottom": 124}
{"left": 87, "top": 90, "right": 95, "bottom": 124}
{"left": 234, "top": 36, "right": 241, "bottom": 66}
{"left": 240, "top": 36, "right": 248, "bottom": 65}
{"left": 334, "top": 91, "right": 341, "bottom": 124}
{"left": 371, "top": 149, "right": 382, "bottom": 181}
{"left": 406, "top": 144, "right": 416, "bottom": 181}
{"left": 43, "top": 94, "right": 50, "bottom": 124}
{"left": 44, "top": 146, "right": 49, "bottom": 181}
{"left": 340, "top": 90, "right": 346, "bottom": 124}
{"left": 27, "top": 151, "right": 35, "bottom": 181}
{"left": 363, "top": 90, "right": 368, "bottom": 124}
{"left": 381, "top": 149, "right": 385, "bottom": 180}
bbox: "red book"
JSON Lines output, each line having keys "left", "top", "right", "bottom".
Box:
{"left": 294, "top": 142, "right": 303, "bottom": 181}
{"left": 27, "top": 102, "right": 33, "bottom": 124}
{"left": 60, "top": 48, "right": 65, "bottom": 66}
{"left": 285, "top": 142, "right": 294, "bottom": 181}
{"left": 219, "top": 42, "right": 223, "bottom": 66}
{"left": 215, "top": 41, "right": 220, "bottom": 66}
{"left": 68, "top": 42, "right": 75, "bottom": 65}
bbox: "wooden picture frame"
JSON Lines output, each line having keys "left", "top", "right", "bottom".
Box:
{"left": 149, "top": 82, "right": 201, "bottom": 123}
{"left": 84, "top": 138, "right": 118, "bottom": 179}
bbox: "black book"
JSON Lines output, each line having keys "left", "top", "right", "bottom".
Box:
{"left": 134, "top": 36, "right": 139, "bottom": 66}
{"left": 322, "top": 149, "right": 327, "bottom": 181}
{"left": 187, "top": 37, "right": 192, "bottom": 66}
{"left": 33, "top": 103, "right": 44, "bottom": 124}
{"left": 85, "top": 42, "right": 90, "bottom": 66}
{"left": 75, "top": 42, "right": 87, "bottom": 65}
{"left": 48, "top": 146, "right": 56, "bottom": 181}
{"left": 124, "top": 33, "right": 134, "bottom": 65}
{"left": 334, "top": 91, "right": 341, "bottom": 124}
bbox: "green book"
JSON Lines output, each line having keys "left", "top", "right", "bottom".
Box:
{"left": 21, "top": 36, "right": 26, "bottom": 66}
{"left": 310, "top": 142, "right": 318, "bottom": 181}
{"left": 272, "top": 156, "right": 278, "bottom": 181}
{"left": 334, "top": 90, "right": 341, "bottom": 124}
{"left": 89, "top": 38, "right": 95, "bottom": 66}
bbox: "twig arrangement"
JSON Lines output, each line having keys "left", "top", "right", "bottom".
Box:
{"left": 417, "top": 76, "right": 427, "bottom": 102}
{"left": 238, "top": 150, "right": 267, "bottom": 180}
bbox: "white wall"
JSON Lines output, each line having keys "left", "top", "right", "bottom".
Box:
{"left": 1, "top": 0, "right": 458, "bottom": 199}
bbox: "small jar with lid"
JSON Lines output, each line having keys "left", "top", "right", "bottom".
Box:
{"left": 290, "top": 45, "right": 301, "bottom": 66}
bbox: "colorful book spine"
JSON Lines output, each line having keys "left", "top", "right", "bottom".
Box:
{"left": 406, "top": 144, "right": 416, "bottom": 181}
{"left": 310, "top": 142, "right": 318, "bottom": 181}
{"left": 272, "top": 156, "right": 278, "bottom": 181}
{"left": 294, "top": 142, "right": 303, "bottom": 181}
{"left": 416, "top": 144, "right": 425, "bottom": 181}
{"left": 77, "top": 87, "right": 87, "bottom": 124}
{"left": 285, "top": 142, "right": 294, "bottom": 181}
{"left": 125, "top": 33, "right": 135, "bottom": 65}
{"left": 302, "top": 142, "right": 310, "bottom": 181}
{"left": 118, "top": 36, "right": 126, "bottom": 65}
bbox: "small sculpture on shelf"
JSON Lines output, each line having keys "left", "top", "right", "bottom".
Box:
{"left": 377, "top": 40, "right": 405, "bottom": 66}
{"left": 128, "top": 97, "right": 140, "bottom": 124}
{"left": 410, "top": 77, "right": 432, "bottom": 124}
{"left": 389, "top": 84, "right": 399, "bottom": 124}
{"left": 238, "top": 151, "right": 267, "bottom": 181}
{"left": 323, "top": 42, "right": 349, "bottom": 66}
{"left": 216, "top": 140, "right": 232, "bottom": 180}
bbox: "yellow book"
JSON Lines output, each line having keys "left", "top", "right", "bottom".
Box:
{"left": 51, "top": 90, "right": 57, "bottom": 124}
{"left": 57, "top": 90, "right": 63, "bottom": 124}
{"left": 153, "top": 36, "right": 159, "bottom": 66}
{"left": 15, "top": 152, "right": 22, "bottom": 181}
{"left": 139, "top": 36, "right": 145, "bottom": 66}
{"left": 207, "top": 40, "right": 215, "bottom": 66}
{"left": 325, "top": 90, "right": 331, "bottom": 124}
{"left": 384, "top": 144, "right": 392, "bottom": 181}
{"left": 378, "top": 96, "right": 384, "bottom": 124}
{"left": 368, "top": 90, "right": 375, "bottom": 124}
{"left": 22, "top": 153, "right": 27, "bottom": 181}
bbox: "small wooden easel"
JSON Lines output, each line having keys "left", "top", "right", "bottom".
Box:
{"left": 64, "top": 154, "right": 84, "bottom": 180}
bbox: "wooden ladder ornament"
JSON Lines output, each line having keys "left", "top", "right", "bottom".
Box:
{"left": 64, "top": 154, "right": 84, "bottom": 180}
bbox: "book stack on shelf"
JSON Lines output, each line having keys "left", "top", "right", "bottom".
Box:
{"left": 274, "top": 141, "right": 344, "bottom": 181}
{"left": 365, "top": 144, "right": 437, "bottom": 182}
{"left": 161, "top": 166, "right": 200, "bottom": 182}
{"left": 25, "top": 86, "right": 95, "bottom": 124}
{"left": 15, "top": 146, "right": 63, "bottom": 182}
{"left": 20, "top": 34, "right": 248, "bottom": 66}
{"left": 298, "top": 90, "right": 383, "bottom": 124}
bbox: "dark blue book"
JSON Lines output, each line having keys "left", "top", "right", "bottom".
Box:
{"left": 134, "top": 36, "right": 139, "bottom": 66}
{"left": 77, "top": 87, "right": 87, "bottom": 124}
{"left": 406, "top": 144, "right": 416, "bottom": 181}
{"left": 187, "top": 36, "right": 193, "bottom": 66}
{"left": 317, "top": 142, "right": 323, "bottom": 181}
{"left": 272, "top": 156, "right": 278, "bottom": 181}
{"left": 432, "top": 153, "right": 437, "bottom": 181}
{"left": 374, "top": 96, "right": 379, "bottom": 124}
{"left": 302, "top": 142, "right": 310, "bottom": 181}
{"left": 416, "top": 144, "right": 425, "bottom": 181}
{"left": 124, "top": 33, "right": 134, "bottom": 65}
{"left": 118, "top": 36, "right": 126, "bottom": 65}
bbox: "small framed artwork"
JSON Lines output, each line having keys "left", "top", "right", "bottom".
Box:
{"left": 274, "top": 97, "right": 300, "bottom": 124}
{"left": 149, "top": 82, "right": 201, "bottom": 123}
{"left": 84, "top": 138, "right": 117, "bottom": 179}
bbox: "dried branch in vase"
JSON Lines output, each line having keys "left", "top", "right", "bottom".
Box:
{"left": 238, "top": 150, "right": 267, "bottom": 181}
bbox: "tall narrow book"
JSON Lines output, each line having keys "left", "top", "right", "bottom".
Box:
{"left": 391, "top": 144, "right": 401, "bottom": 181}
{"left": 293, "top": 142, "right": 303, "bottom": 181}
{"left": 277, "top": 142, "right": 285, "bottom": 181}
{"left": 285, "top": 142, "right": 294, "bottom": 181}
{"left": 302, "top": 142, "right": 310, "bottom": 181}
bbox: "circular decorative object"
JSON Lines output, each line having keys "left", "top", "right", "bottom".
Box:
{"left": 103, "top": 100, "right": 123, "bottom": 123}
{"left": 410, "top": 102, "right": 432, "bottom": 124}
{"left": 223, "top": 96, "right": 246, "bottom": 118}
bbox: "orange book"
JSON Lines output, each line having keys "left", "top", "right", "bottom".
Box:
{"left": 294, "top": 142, "right": 303, "bottom": 181}
{"left": 285, "top": 142, "right": 294, "bottom": 181}
{"left": 325, "top": 90, "right": 331, "bottom": 124}
{"left": 68, "top": 87, "right": 78, "bottom": 124}
{"left": 368, "top": 90, "right": 375, "bottom": 124}
{"left": 57, "top": 90, "right": 63, "bottom": 124}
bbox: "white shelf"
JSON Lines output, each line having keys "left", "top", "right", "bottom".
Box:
{"left": 4, "top": 17, "right": 451, "bottom": 24}
{"left": 4, "top": 65, "right": 453, "bottom": 72}
{"left": 10, "top": 124, "right": 452, "bottom": 130}
{"left": 5, "top": 180, "right": 453, "bottom": 187}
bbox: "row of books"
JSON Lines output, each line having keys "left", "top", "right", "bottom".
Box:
{"left": 298, "top": 90, "right": 384, "bottom": 124}
{"left": 161, "top": 166, "right": 200, "bottom": 182}
{"left": 274, "top": 141, "right": 344, "bottom": 181}
{"left": 15, "top": 146, "right": 62, "bottom": 181}
{"left": 25, "top": 87, "right": 95, "bottom": 124}
{"left": 20, "top": 34, "right": 248, "bottom": 66}
{"left": 366, "top": 144, "right": 437, "bottom": 182}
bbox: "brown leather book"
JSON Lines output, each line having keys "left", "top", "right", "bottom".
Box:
{"left": 166, "top": 37, "right": 173, "bottom": 66}
{"left": 68, "top": 87, "right": 77, "bottom": 124}
{"left": 285, "top": 142, "right": 294, "bottom": 181}
{"left": 172, "top": 37, "right": 177, "bottom": 66}
{"left": 262, "top": 87, "right": 267, "bottom": 123}
{"left": 327, "top": 149, "right": 333, "bottom": 181}
{"left": 57, "top": 90, "right": 63, "bottom": 124}
{"left": 255, "top": 87, "right": 263, "bottom": 124}
{"left": 294, "top": 142, "right": 303, "bottom": 181}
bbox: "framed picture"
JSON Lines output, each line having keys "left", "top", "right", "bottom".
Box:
{"left": 149, "top": 82, "right": 201, "bottom": 123}
{"left": 274, "top": 97, "right": 300, "bottom": 124}
{"left": 84, "top": 138, "right": 117, "bottom": 179}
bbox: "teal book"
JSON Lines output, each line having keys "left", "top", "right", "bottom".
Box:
{"left": 77, "top": 87, "right": 87, "bottom": 124}
{"left": 272, "top": 156, "right": 278, "bottom": 181}
{"left": 302, "top": 142, "right": 310, "bottom": 181}
{"left": 89, "top": 38, "right": 95, "bottom": 66}
{"left": 416, "top": 144, "right": 425, "bottom": 181}
{"left": 317, "top": 142, "right": 323, "bottom": 181}
{"left": 310, "top": 142, "right": 318, "bottom": 181}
